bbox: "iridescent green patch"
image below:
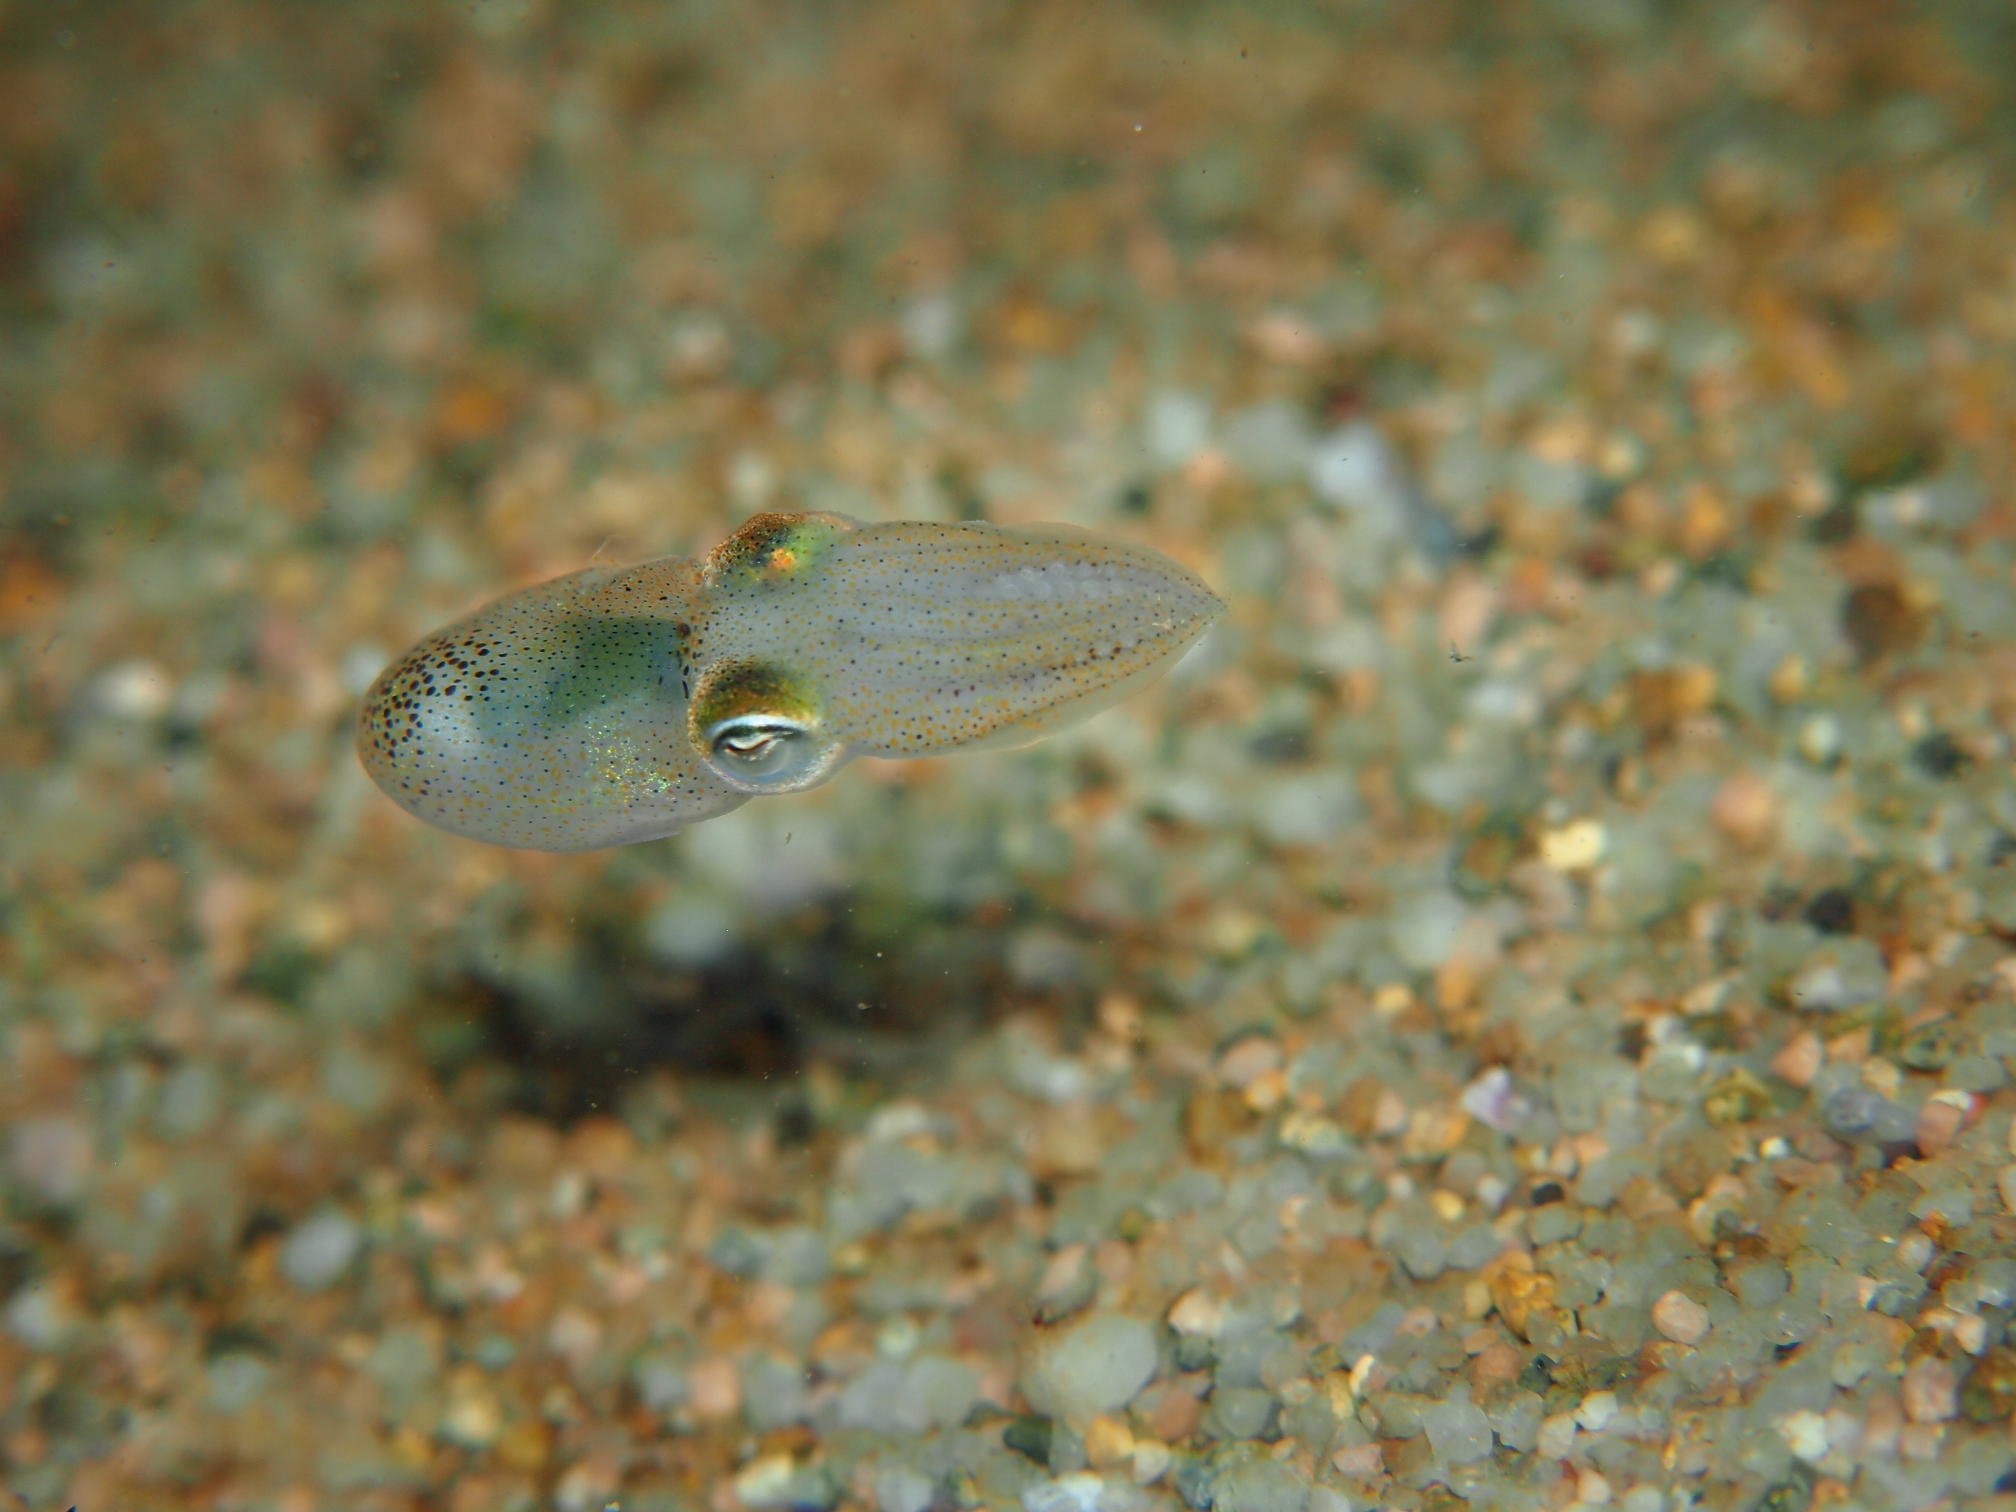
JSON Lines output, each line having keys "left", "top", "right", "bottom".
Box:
{"left": 689, "top": 659, "right": 822, "bottom": 732}
{"left": 706, "top": 511, "right": 854, "bottom": 586}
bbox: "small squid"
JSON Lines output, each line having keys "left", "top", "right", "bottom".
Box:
{"left": 357, "top": 512, "right": 1222, "bottom": 850}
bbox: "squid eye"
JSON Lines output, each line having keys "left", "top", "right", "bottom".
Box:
{"left": 707, "top": 715, "right": 817, "bottom": 784}
{"left": 688, "top": 659, "right": 842, "bottom": 793}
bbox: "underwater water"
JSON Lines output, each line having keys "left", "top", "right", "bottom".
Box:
{"left": 5, "top": 1, "right": 2016, "bottom": 1508}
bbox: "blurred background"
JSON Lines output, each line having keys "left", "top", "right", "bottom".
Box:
{"left": 6, "top": 1, "right": 2016, "bottom": 1508}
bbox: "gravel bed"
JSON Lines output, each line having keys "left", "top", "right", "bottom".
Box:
{"left": 5, "top": 2, "right": 2016, "bottom": 1510}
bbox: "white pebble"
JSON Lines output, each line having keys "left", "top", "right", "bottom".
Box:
{"left": 341, "top": 645, "right": 390, "bottom": 697}
{"left": 1145, "top": 391, "right": 1212, "bottom": 470}
{"left": 1167, "top": 1288, "right": 1225, "bottom": 1338}
{"left": 1576, "top": 1390, "right": 1619, "bottom": 1432}
{"left": 1022, "top": 1473, "right": 1139, "bottom": 1512}
{"left": 1460, "top": 1068, "right": 1531, "bottom": 1133}
{"left": 1576, "top": 1468, "right": 1614, "bottom": 1505}
{"left": 900, "top": 290, "right": 961, "bottom": 360}
{"left": 1308, "top": 418, "right": 1407, "bottom": 535}
{"left": 1253, "top": 771, "right": 1362, "bottom": 848}
{"left": 280, "top": 1211, "right": 363, "bottom": 1291}
{"left": 875, "top": 1464, "right": 934, "bottom": 1512}
{"left": 1796, "top": 713, "right": 1842, "bottom": 765}
{"left": 1537, "top": 1411, "right": 1578, "bottom": 1459}
{"left": 1131, "top": 1441, "right": 1172, "bottom": 1485}
{"left": 1388, "top": 890, "right": 1472, "bottom": 972}
{"left": 733, "top": 1455, "right": 800, "bottom": 1510}
{"left": 1421, "top": 1400, "right": 1495, "bottom": 1464}
{"left": 1021, "top": 1312, "right": 1159, "bottom": 1420}
{"left": 4, "top": 1284, "right": 74, "bottom": 1350}
{"left": 1223, "top": 400, "right": 1313, "bottom": 483}
{"left": 1776, "top": 1409, "right": 1829, "bottom": 1462}
{"left": 643, "top": 895, "right": 743, "bottom": 968}
{"left": 93, "top": 659, "right": 173, "bottom": 720}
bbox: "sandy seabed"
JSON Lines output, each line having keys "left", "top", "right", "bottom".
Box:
{"left": 6, "top": 3, "right": 2016, "bottom": 1509}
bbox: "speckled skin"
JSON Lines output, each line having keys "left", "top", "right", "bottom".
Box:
{"left": 358, "top": 513, "right": 1222, "bottom": 850}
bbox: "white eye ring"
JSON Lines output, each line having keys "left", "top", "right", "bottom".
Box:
{"left": 704, "top": 714, "right": 824, "bottom": 787}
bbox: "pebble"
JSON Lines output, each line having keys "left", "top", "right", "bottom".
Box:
{"left": 766, "top": 1225, "right": 832, "bottom": 1287}
{"left": 1708, "top": 771, "right": 1778, "bottom": 848}
{"left": 874, "top": 1465, "right": 934, "bottom": 1512}
{"left": 1145, "top": 390, "right": 1212, "bottom": 470}
{"left": 1775, "top": 1409, "right": 1828, "bottom": 1463}
{"left": 4, "top": 1282, "right": 77, "bottom": 1350}
{"left": 1131, "top": 1440, "right": 1172, "bottom": 1485}
{"left": 206, "top": 1352, "right": 273, "bottom": 1414}
{"left": 631, "top": 1353, "right": 689, "bottom": 1413}
{"left": 1388, "top": 889, "right": 1472, "bottom": 972}
{"left": 900, "top": 290, "right": 961, "bottom": 360}
{"left": 1819, "top": 1085, "right": 1917, "bottom": 1144}
{"left": 155, "top": 1062, "right": 223, "bottom": 1139}
{"left": 1786, "top": 939, "right": 1887, "bottom": 1013}
{"left": 1167, "top": 1289, "right": 1226, "bottom": 1338}
{"left": 1538, "top": 819, "right": 1606, "bottom": 872}
{"left": 735, "top": 1454, "right": 839, "bottom": 1512}
{"left": 1309, "top": 418, "right": 1408, "bottom": 532}
{"left": 689, "top": 1355, "right": 740, "bottom": 1419}
{"left": 1022, "top": 1473, "right": 1140, "bottom": 1512}
{"left": 1008, "top": 925, "right": 1090, "bottom": 991}
{"left": 1204, "top": 1386, "right": 1279, "bottom": 1440}
{"left": 1460, "top": 1067, "right": 1530, "bottom": 1132}
{"left": 1727, "top": 1260, "right": 1787, "bottom": 1309}
{"left": 1330, "top": 1443, "right": 1381, "bottom": 1478}
{"left": 1536, "top": 1412, "right": 1578, "bottom": 1459}
{"left": 1576, "top": 1468, "right": 1614, "bottom": 1506}
{"left": 1217, "top": 1036, "right": 1284, "bottom": 1090}
{"left": 1392, "top": 1226, "right": 1448, "bottom": 1280}
{"left": 1841, "top": 581, "right": 1928, "bottom": 663}
{"left": 1796, "top": 713, "right": 1843, "bottom": 766}
{"left": 91, "top": 659, "right": 174, "bottom": 720}
{"left": 1650, "top": 1290, "right": 1710, "bottom": 1345}
{"left": 743, "top": 1354, "right": 811, "bottom": 1430}
{"left": 279, "top": 1211, "right": 363, "bottom": 1291}
{"left": 1901, "top": 1356, "right": 1958, "bottom": 1423}
{"left": 1768, "top": 1032, "right": 1823, "bottom": 1089}
{"left": 440, "top": 1367, "right": 504, "bottom": 1449}
{"left": 1421, "top": 1400, "right": 1494, "bottom": 1464}
{"left": 1575, "top": 1391, "right": 1620, "bottom": 1432}
{"left": 365, "top": 1326, "right": 441, "bottom": 1408}
{"left": 642, "top": 895, "right": 743, "bottom": 968}
{"left": 1207, "top": 1458, "right": 1309, "bottom": 1512}
{"left": 845, "top": 1354, "right": 979, "bottom": 1433}
{"left": 1083, "top": 1414, "right": 1135, "bottom": 1468}
{"left": 8, "top": 1115, "right": 93, "bottom": 1206}
{"left": 1253, "top": 772, "right": 1363, "bottom": 848}
{"left": 1223, "top": 400, "right": 1314, "bottom": 484}
{"left": 1021, "top": 1312, "right": 1160, "bottom": 1420}
{"left": 1895, "top": 1231, "right": 1933, "bottom": 1272}
{"left": 1914, "top": 1095, "right": 1966, "bottom": 1157}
